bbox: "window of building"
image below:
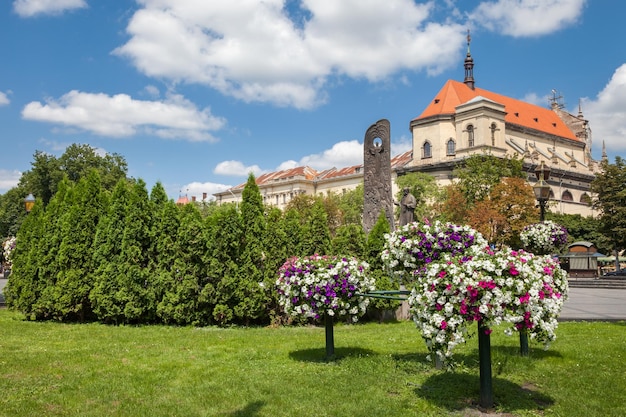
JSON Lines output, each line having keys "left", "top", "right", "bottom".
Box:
{"left": 562, "top": 190, "right": 573, "bottom": 201}
{"left": 580, "top": 193, "right": 591, "bottom": 205}
{"left": 422, "top": 141, "right": 432, "bottom": 158}
{"left": 467, "top": 124, "right": 475, "bottom": 147}
{"left": 446, "top": 138, "right": 455, "bottom": 155}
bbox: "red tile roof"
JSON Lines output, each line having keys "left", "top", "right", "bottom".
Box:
{"left": 414, "top": 80, "right": 578, "bottom": 141}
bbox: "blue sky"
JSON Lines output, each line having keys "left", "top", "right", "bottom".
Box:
{"left": 1, "top": 0, "right": 625, "bottom": 201}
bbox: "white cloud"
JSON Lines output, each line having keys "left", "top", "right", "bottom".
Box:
{"left": 21, "top": 90, "right": 226, "bottom": 142}
{"left": 0, "top": 169, "right": 22, "bottom": 193}
{"left": 114, "top": 0, "right": 465, "bottom": 109}
{"left": 214, "top": 160, "right": 264, "bottom": 177}
{"left": 13, "top": 0, "right": 87, "bottom": 17}
{"left": 583, "top": 64, "right": 626, "bottom": 152}
{"left": 299, "top": 140, "right": 363, "bottom": 170}
{"left": 214, "top": 137, "right": 413, "bottom": 180}
{"left": 0, "top": 91, "right": 10, "bottom": 106}
{"left": 179, "top": 181, "right": 232, "bottom": 201}
{"left": 521, "top": 92, "right": 550, "bottom": 107}
{"left": 469, "top": 0, "right": 586, "bottom": 37}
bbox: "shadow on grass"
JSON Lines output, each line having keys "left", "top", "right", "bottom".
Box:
{"left": 224, "top": 400, "right": 265, "bottom": 417}
{"left": 289, "top": 347, "right": 377, "bottom": 363}
{"left": 414, "top": 371, "right": 555, "bottom": 413}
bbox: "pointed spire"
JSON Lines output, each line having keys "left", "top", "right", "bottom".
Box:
{"left": 578, "top": 98, "right": 584, "bottom": 118}
{"left": 602, "top": 140, "right": 608, "bottom": 162}
{"left": 464, "top": 29, "right": 475, "bottom": 90}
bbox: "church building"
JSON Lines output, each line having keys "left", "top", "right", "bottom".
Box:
{"left": 397, "top": 34, "right": 597, "bottom": 217}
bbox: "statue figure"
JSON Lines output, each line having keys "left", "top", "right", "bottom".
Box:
{"left": 397, "top": 187, "right": 416, "bottom": 226}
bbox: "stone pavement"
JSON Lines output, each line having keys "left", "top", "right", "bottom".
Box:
{"left": 559, "top": 286, "right": 626, "bottom": 321}
{"left": 1, "top": 278, "right": 625, "bottom": 320}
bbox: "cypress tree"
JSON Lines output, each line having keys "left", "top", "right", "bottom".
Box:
{"left": 30, "top": 179, "right": 71, "bottom": 319}
{"left": 148, "top": 182, "right": 180, "bottom": 318}
{"left": 235, "top": 173, "right": 268, "bottom": 323}
{"left": 365, "top": 211, "right": 400, "bottom": 320}
{"left": 158, "top": 203, "right": 211, "bottom": 325}
{"left": 90, "top": 179, "right": 131, "bottom": 323}
{"left": 206, "top": 204, "right": 242, "bottom": 325}
{"left": 300, "top": 200, "right": 331, "bottom": 256}
{"left": 4, "top": 197, "right": 45, "bottom": 318}
{"left": 52, "top": 171, "right": 104, "bottom": 321}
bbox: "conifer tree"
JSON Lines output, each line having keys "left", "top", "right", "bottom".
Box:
{"left": 206, "top": 204, "right": 242, "bottom": 325}
{"left": 30, "top": 178, "right": 71, "bottom": 319}
{"left": 331, "top": 223, "right": 366, "bottom": 257}
{"left": 300, "top": 200, "right": 331, "bottom": 256}
{"left": 4, "top": 197, "right": 45, "bottom": 318}
{"left": 52, "top": 171, "right": 104, "bottom": 321}
{"left": 90, "top": 179, "right": 131, "bottom": 323}
{"left": 148, "top": 182, "right": 180, "bottom": 315}
{"left": 262, "top": 207, "right": 289, "bottom": 323}
{"left": 116, "top": 179, "right": 153, "bottom": 322}
{"left": 365, "top": 211, "right": 400, "bottom": 320}
{"left": 235, "top": 173, "right": 268, "bottom": 323}
{"left": 158, "top": 203, "right": 212, "bottom": 325}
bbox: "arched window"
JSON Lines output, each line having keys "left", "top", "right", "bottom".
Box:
{"left": 422, "top": 141, "right": 432, "bottom": 158}
{"left": 580, "top": 193, "right": 591, "bottom": 206}
{"left": 446, "top": 138, "right": 456, "bottom": 155}
{"left": 562, "top": 190, "right": 573, "bottom": 201}
{"left": 467, "top": 124, "right": 475, "bottom": 147}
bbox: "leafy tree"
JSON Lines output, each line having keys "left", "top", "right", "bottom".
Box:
{"left": 437, "top": 184, "right": 469, "bottom": 224}
{"left": 454, "top": 153, "right": 525, "bottom": 206}
{"left": 337, "top": 184, "right": 364, "bottom": 226}
{"left": 591, "top": 157, "right": 626, "bottom": 251}
{"left": 468, "top": 177, "right": 538, "bottom": 248}
{"left": 548, "top": 213, "right": 608, "bottom": 253}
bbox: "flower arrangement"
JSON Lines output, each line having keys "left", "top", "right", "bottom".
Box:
{"left": 408, "top": 246, "right": 568, "bottom": 361}
{"left": 520, "top": 220, "right": 568, "bottom": 255}
{"left": 381, "top": 220, "right": 488, "bottom": 284}
{"left": 276, "top": 254, "right": 374, "bottom": 323}
{"left": 2, "top": 236, "right": 16, "bottom": 269}
{"left": 383, "top": 221, "right": 568, "bottom": 362}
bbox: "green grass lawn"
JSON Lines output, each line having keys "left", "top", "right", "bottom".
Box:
{"left": 1, "top": 309, "right": 625, "bottom": 417}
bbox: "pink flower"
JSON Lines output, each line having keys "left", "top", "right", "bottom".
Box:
{"left": 509, "top": 266, "right": 519, "bottom": 276}
{"left": 484, "top": 328, "right": 493, "bottom": 335}
{"left": 440, "top": 320, "right": 448, "bottom": 329}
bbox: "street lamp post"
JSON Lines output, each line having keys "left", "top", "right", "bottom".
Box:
{"left": 24, "top": 193, "right": 36, "bottom": 214}
{"left": 533, "top": 162, "right": 551, "bottom": 222}
{"left": 518, "top": 161, "right": 552, "bottom": 357}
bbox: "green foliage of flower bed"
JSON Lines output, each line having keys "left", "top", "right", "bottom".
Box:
{"left": 0, "top": 309, "right": 624, "bottom": 417}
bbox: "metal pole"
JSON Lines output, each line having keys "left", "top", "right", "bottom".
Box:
{"left": 478, "top": 320, "right": 493, "bottom": 409}
{"left": 325, "top": 314, "right": 335, "bottom": 360}
{"left": 519, "top": 329, "right": 529, "bottom": 357}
